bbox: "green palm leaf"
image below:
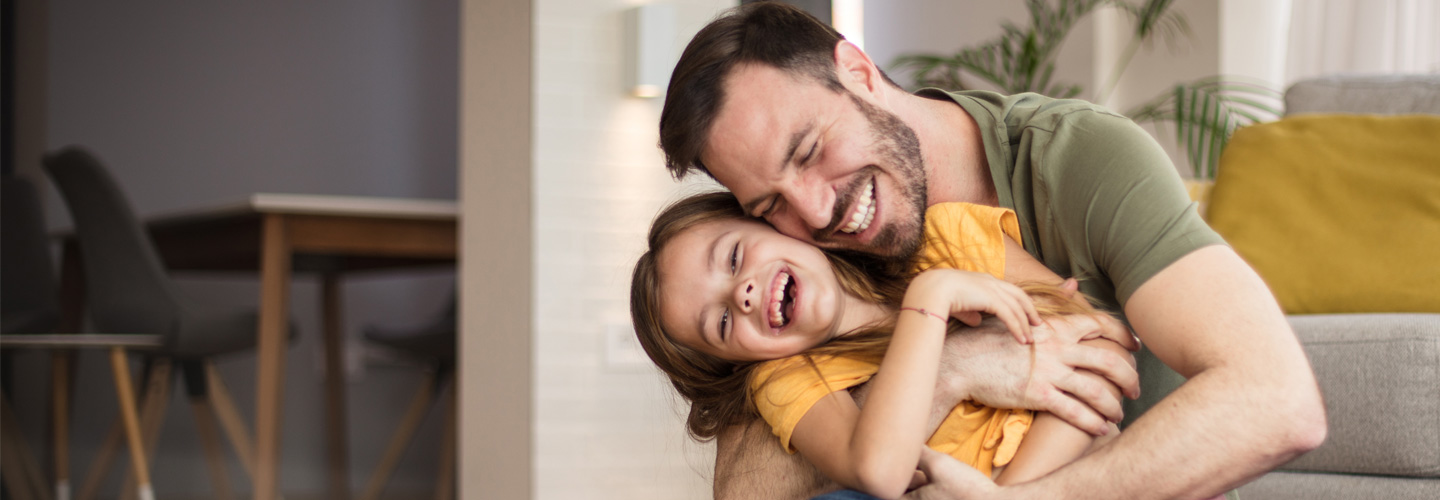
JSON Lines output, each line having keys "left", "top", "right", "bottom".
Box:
{"left": 891, "top": 0, "right": 1102, "bottom": 96}
{"left": 890, "top": 0, "right": 1283, "bottom": 181}
{"left": 1125, "top": 77, "right": 1282, "bottom": 179}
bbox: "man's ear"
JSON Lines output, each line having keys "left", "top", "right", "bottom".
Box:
{"left": 833, "top": 40, "right": 884, "bottom": 98}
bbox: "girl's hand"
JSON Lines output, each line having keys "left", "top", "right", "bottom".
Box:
{"left": 906, "top": 269, "right": 1042, "bottom": 344}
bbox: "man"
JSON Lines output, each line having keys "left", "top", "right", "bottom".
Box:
{"left": 658, "top": 3, "right": 1326, "bottom": 499}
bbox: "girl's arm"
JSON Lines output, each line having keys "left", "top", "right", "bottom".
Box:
{"left": 994, "top": 236, "right": 1136, "bottom": 484}
{"left": 789, "top": 270, "right": 1041, "bottom": 499}
{"left": 994, "top": 336, "right": 1129, "bottom": 485}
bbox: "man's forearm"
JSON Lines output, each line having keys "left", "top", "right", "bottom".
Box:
{"left": 934, "top": 316, "right": 1138, "bottom": 435}
{"left": 1003, "top": 248, "right": 1327, "bottom": 499}
{"left": 714, "top": 418, "right": 836, "bottom": 500}
{"left": 1003, "top": 359, "right": 1325, "bottom": 499}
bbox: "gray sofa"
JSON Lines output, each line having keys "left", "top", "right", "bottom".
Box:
{"left": 1231, "top": 75, "right": 1440, "bottom": 499}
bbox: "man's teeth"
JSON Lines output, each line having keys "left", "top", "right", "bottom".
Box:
{"left": 770, "top": 272, "right": 791, "bottom": 328}
{"left": 840, "top": 181, "right": 876, "bottom": 234}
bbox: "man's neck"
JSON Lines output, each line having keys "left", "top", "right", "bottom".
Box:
{"left": 897, "top": 90, "right": 999, "bottom": 207}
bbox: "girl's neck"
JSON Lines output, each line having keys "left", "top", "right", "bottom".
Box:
{"left": 836, "top": 296, "right": 895, "bottom": 339}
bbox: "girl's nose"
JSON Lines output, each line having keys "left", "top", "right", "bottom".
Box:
{"left": 734, "top": 280, "right": 756, "bottom": 313}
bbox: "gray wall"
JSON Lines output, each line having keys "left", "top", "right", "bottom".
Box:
{"left": 9, "top": 0, "right": 460, "bottom": 497}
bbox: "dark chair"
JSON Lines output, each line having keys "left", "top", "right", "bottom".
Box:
{"left": 43, "top": 146, "right": 281, "bottom": 500}
{"left": 1, "top": 174, "right": 65, "bottom": 500}
{"left": 358, "top": 294, "right": 456, "bottom": 500}
{"left": 2, "top": 173, "right": 168, "bottom": 500}
{"left": 2, "top": 175, "right": 62, "bottom": 334}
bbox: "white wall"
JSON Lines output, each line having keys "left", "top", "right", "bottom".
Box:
{"left": 865, "top": 0, "right": 1096, "bottom": 93}
{"left": 1094, "top": 0, "right": 1221, "bottom": 112}
{"left": 530, "top": 1, "right": 732, "bottom": 498}
{"left": 1095, "top": 0, "right": 1222, "bottom": 178}
{"left": 1220, "top": 0, "right": 1291, "bottom": 89}
{"left": 13, "top": 1, "right": 460, "bottom": 497}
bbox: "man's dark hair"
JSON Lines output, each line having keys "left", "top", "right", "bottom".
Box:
{"left": 658, "top": 2, "right": 849, "bottom": 180}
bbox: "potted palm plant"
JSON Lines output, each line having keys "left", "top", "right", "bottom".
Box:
{"left": 892, "top": 0, "right": 1281, "bottom": 199}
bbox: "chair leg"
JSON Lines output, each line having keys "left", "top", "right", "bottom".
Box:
{"left": 108, "top": 347, "right": 154, "bottom": 500}
{"left": 52, "top": 351, "right": 73, "bottom": 500}
{"left": 77, "top": 356, "right": 159, "bottom": 500}
{"left": 1, "top": 394, "right": 51, "bottom": 500}
{"left": 120, "top": 358, "right": 171, "bottom": 500}
{"left": 205, "top": 361, "right": 256, "bottom": 482}
{"left": 433, "top": 376, "right": 456, "bottom": 500}
{"left": 358, "top": 371, "right": 437, "bottom": 500}
{"left": 190, "top": 397, "right": 235, "bottom": 500}
{"left": 75, "top": 414, "right": 123, "bottom": 500}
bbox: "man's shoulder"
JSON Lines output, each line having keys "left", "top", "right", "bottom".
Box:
{"left": 919, "top": 88, "right": 1127, "bottom": 132}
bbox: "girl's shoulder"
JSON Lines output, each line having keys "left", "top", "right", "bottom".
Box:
{"left": 750, "top": 354, "right": 879, "bottom": 394}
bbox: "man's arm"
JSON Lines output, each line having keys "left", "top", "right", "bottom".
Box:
{"left": 714, "top": 316, "right": 1140, "bottom": 500}
{"left": 713, "top": 418, "right": 836, "bottom": 500}
{"left": 916, "top": 246, "right": 1327, "bottom": 499}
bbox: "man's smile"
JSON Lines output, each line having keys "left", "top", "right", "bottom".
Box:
{"left": 839, "top": 177, "right": 876, "bottom": 235}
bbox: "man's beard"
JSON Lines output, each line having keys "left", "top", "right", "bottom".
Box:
{"left": 818, "top": 92, "right": 928, "bottom": 267}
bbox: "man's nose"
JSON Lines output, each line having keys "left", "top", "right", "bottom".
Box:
{"left": 733, "top": 279, "right": 757, "bottom": 314}
{"left": 783, "top": 180, "right": 833, "bottom": 231}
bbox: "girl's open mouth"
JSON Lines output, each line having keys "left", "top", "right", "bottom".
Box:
{"left": 768, "top": 270, "right": 797, "bottom": 329}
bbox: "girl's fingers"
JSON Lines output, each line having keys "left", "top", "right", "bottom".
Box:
{"left": 1003, "top": 283, "right": 1037, "bottom": 343}
{"left": 993, "top": 298, "right": 1029, "bottom": 345}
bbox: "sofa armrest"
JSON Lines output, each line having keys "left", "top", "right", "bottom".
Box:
{"left": 1281, "top": 313, "right": 1440, "bottom": 477}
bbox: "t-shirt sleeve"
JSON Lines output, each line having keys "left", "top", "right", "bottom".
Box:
{"left": 1033, "top": 110, "right": 1226, "bottom": 306}
{"left": 918, "top": 203, "right": 1018, "bottom": 279}
{"left": 750, "top": 356, "right": 876, "bottom": 454}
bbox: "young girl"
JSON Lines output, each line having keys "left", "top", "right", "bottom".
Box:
{"left": 630, "top": 192, "right": 1128, "bottom": 499}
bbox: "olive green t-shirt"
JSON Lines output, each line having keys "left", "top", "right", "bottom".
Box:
{"left": 921, "top": 89, "right": 1229, "bottom": 425}
{"left": 920, "top": 88, "right": 1226, "bottom": 314}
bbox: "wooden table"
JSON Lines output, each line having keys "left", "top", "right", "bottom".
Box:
{"left": 63, "top": 193, "right": 458, "bottom": 500}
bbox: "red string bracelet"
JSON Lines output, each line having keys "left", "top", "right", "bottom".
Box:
{"left": 900, "top": 307, "right": 947, "bottom": 323}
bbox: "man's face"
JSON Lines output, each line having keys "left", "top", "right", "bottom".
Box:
{"left": 701, "top": 63, "right": 928, "bottom": 259}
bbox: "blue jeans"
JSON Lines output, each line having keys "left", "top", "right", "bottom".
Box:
{"left": 811, "top": 490, "right": 882, "bottom": 500}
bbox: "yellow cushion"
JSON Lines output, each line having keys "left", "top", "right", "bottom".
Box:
{"left": 1208, "top": 114, "right": 1440, "bottom": 314}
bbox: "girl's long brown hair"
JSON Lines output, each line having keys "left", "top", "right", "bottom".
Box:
{"left": 630, "top": 192, "right": 1097, "bottom": 441}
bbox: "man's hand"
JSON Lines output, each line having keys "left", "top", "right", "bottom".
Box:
{"left": 938, "top": 315, "right": 1139, "bottom": 436}
{"left": 903, "top": 449, "right": 996, "bottom": 500}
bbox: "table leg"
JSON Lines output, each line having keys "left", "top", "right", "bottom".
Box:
{"left": 322, "top": 274, "right": 350, "bottom": 500}
{"left": 254, "top": 215, "right": 292, "bottom": 500}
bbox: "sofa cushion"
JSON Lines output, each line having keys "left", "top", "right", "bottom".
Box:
{"left": 1207, "top": 114, "right": 1440, "bottom": 314}
{"left": 1281, "top": 314, "right": 1440, "bottom": 477}
{"left": 1239, "top": 471, "right": 1440, "bottom": 500}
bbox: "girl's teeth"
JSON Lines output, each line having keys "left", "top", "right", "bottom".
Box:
{"left": 770, "top": 272, "right": 791, "bottom": 327}
{"left": 841, "top": 181, "right": 875, "bottom": 234}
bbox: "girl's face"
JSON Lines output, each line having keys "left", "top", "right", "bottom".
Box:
{"left": 657, "top": 217, "right": 883, "bottom": 362}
